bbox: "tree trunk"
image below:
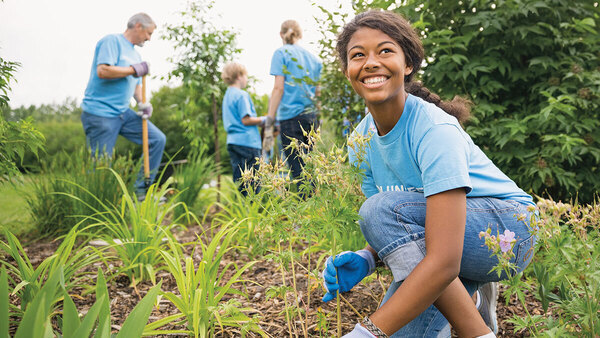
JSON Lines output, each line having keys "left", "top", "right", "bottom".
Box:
{"left": 211, "top": 93, "right": 221, "bottom": 203}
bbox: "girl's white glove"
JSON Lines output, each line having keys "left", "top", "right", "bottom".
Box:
{"left": 342, "top": 323, "right": 377, "bottom": 337}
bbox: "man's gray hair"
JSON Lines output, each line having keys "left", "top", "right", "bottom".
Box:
{"left": 127, "top": 13, "right": 155, "bottom": 29}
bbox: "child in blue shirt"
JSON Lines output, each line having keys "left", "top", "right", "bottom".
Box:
{"left": 321, "top": 11, "right": 537, "bottom": 338}
{"left": 221, "top": 62, "right": 266, "bottom": 196}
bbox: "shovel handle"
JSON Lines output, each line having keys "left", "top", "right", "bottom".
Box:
{"left": 142, "top": 76, "right": 150, "bottom": 180}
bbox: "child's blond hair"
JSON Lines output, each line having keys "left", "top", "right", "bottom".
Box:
{"left": 221, "top": 62, "right": 247, "bottom": 85}
{"left": 280, "top": 20, "right": 302, "bottom": 44}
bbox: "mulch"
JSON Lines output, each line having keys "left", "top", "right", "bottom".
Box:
{"left": 7, "top": 223, "right": 542, "bottom": 337}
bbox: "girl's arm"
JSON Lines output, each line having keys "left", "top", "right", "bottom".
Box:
{"left": 267, "top": 75, "right": 284, "bottom": 120}
{"left": 368, "top": 188, "right": 490, "bottom": 336}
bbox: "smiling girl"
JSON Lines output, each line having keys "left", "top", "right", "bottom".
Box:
{"left": 321, "top": 10, "right": 537, "bottom": 338}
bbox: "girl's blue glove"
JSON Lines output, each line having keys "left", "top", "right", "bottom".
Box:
{"left": 322, "top": 249, "right": 376, "bottom": 302}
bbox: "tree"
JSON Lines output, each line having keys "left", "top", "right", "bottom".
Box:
{"left": 314, "top": 2, "right": 365, "bottom": 139}
{"left": 0, "top": 52, "right": 44, "bottom": 181}
{"left": 163, "top": 0, "right": 241, "bottom": 192}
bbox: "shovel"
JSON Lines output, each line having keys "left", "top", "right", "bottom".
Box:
{"left": 141, "top": 76, "right": 150, "bottom": 188}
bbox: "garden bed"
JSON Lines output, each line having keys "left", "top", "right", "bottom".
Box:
{"left": 13, "top": 224, "right": 541, "bottom": 337}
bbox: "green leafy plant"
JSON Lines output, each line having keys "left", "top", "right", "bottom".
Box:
{"left": 159, "top": 221, "right": 262, "bottom": 337}
{"left": 71, "top": 169, "right": 189, "bottom": 285}
{"left": 163, "top": 0, "right": 241, "bottom": 194}
{"left": 387, "top": 0, "right": 600, "bottom": 203}
{"left": 26, "top": 147, "right": 138, "bottom": 236}
{"left": 481, "top": 198, "right": 600, "bottom": 336}
{"left": 211, "top": 177, "right": 266, "bottom": 256}
{"left": 238, "top": 128, "right": 367, "bottom": 337}
{"left": 0, "top": 264, "right": 167, "bottom": 338}
{"left": 174, "top": 144, "right": 217, "bottom": 220}
{"left": 0, "top": 226, "right": 106, "bottom": 316}
{"left": 0, "top": 50, "right": 45, "bottom": 181}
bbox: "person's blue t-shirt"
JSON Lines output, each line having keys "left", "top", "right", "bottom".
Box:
{"left": 81, "top": 34, "right": 142, "bottom": 117}
{"left": 270, "top": 44, "right": 322, "bottom": 121}
{"left": 222, "top": 86, "right": 262, "bottom": 150}
{"left": 348, "top": 94, "right": 535, "bottom": 207}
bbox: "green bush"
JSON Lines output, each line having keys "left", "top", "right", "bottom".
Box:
{"left": 390, "top": 0, "right": 600, "bottom": 202}
{"left": 316, "top": 0, "right": 600, "bottom": 203}
{"left": 26, "top": 148, "right": 138, "bottom": 236}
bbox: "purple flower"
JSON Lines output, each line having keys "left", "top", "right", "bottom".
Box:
{"left": 498, "top": 230, "right": 516, "bottom": 253}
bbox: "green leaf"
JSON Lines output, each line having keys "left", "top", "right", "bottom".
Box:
{"left": 61, "top": 288, "right": 80, "bottom": 338}
{"left": 70, "top": 294, "right": 105, "bottom": 338}
{"left": 95, "top": 268, "right": 111, "bottom": 338}
{"left": 116, "top": 281, "right": 162, "bottom": 338}
{"left": 0, "top": 267, "right": 8, "bottom": 338}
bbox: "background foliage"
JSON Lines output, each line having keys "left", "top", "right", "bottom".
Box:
{"left": 397, "top": 0, "right": 599, "bottom": 202}
{"left": 317, "top": 0, "right": 600, "bottom": 203}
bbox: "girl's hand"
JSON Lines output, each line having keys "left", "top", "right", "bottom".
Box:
{"left": 322, "top": 249, "right": 375, "bottom": 302}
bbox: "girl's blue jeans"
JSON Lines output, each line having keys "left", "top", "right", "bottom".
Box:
{"left": 81, "top": 109, "right": 166, "bottom": 195}
{"left": 359, "top": 191, "right": 537, "bottom": 338}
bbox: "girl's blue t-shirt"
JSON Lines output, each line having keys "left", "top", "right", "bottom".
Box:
{"left": 270, "top": 44, "right": 322, "bottom": 121}
{"left": 222, "top": 86, "right": 261, "bottom": 150}
{"left": 82, "top": 34, "right": 142, "bottom": 117}
{"left": 348, "top": 94, "right": 535, "bottom": 207}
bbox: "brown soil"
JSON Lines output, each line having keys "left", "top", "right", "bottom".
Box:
{"left": 8, "top": 224, "right": 542, "bottom": 337}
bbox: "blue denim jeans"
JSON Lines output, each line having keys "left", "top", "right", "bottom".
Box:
{"left": 227, "top": 143, "right": 261, "bottom": 196}
{"left": 81, "top": 109, "right": 166, "bottom": 195}
{"left": 359, "top": 191, "right": 537, "bottom": 338}
{"left": 279, "top": 112, "right": 318, "bottom": 180}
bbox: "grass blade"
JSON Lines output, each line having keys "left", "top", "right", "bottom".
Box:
{"left": 116, "top": 281, "right": 162, "bottom": 338}
{"left": 0, "top": 267, "right": 8, "bottom": 338}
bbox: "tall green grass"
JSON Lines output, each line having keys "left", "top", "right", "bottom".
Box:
{"left": 173, "top": 145, "right": 217, "bottom": 220}
{"left": 26, "top": 147, "right": 138, "bottom": 236}
{"left": 67, "top": 170, "right": 190, "bottom": 285}
{"left": 160, "top": 221, "right": 263, "bottom": 337}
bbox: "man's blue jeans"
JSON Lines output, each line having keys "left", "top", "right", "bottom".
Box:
{"left": 81, "top": 109, "right": 166, "bottom": 195}
{"left": 359, "top": 191, "right": 537, "bottom": 337}
{"left": 279, "top": 112, "right": 318, "bottom": 180}
{"left": 227, "top": 143, "right": 261, "bottom": 196}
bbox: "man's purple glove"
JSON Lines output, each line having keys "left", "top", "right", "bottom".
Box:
{"left": 322, "top": 249, "right": 376, "bottom": 302}
{"left": 131, "top": 61, "right": 149, "bottom": 77}
{"left": 136, "top": 103, "right": 153, "bottom": 119}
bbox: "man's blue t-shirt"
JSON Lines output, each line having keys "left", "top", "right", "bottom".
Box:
{"left": 348, "top": 94, "right": 535, "bottom": 206}
{"left": 270, "top": 44, "right": 322, "bottom": 121}
{"left": 222, "top": 86, "right": 262, "bottom": 150}
{"left": 81, "top": 34, "right": 141, "bottom": 117}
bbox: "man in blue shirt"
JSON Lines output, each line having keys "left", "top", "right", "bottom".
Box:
{"left": 81, "top": 13, "right": 166, "bottom": 200}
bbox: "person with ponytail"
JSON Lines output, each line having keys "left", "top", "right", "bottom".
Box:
{"left": 264, "top": 19, "right": 322, "bottom": 181}
{"left": 320, "top": 10, "right": 538, "bottom": 338}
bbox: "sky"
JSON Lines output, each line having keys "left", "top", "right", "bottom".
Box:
{"left": 0, "top": 0, "right": 351, "bottom": 108}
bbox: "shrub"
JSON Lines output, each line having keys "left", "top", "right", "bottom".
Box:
{"left": 390, "top": 0, "right": 600, "bottom": 202}
{"left": 26, "top": 148, "right": 138, "bottom": 236}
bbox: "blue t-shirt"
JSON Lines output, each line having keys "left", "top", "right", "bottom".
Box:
{"left": 270, "top": 44, "right": 322, "bottom": 121}
{"left": 348, "top": 94, "right": 535, "bottom": 206}
{"left": 81, "top": 34, "right": 142, "bottom": 117}
{"left": 222, "top": 86, "right": 262, "bottom": 150}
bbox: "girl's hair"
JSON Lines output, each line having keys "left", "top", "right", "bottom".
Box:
{"left": 221, "top": 62, "right": 247, "bottom": 85}
{"left": 337, "top": 10, "right": 470, "bottom": 123}
{"left": 280, "top": 20, "right": 302, "bottom": 44}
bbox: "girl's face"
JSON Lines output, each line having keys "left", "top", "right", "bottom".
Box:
{"left": 345, "top": 27, "right": 412, "bottom": 106}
